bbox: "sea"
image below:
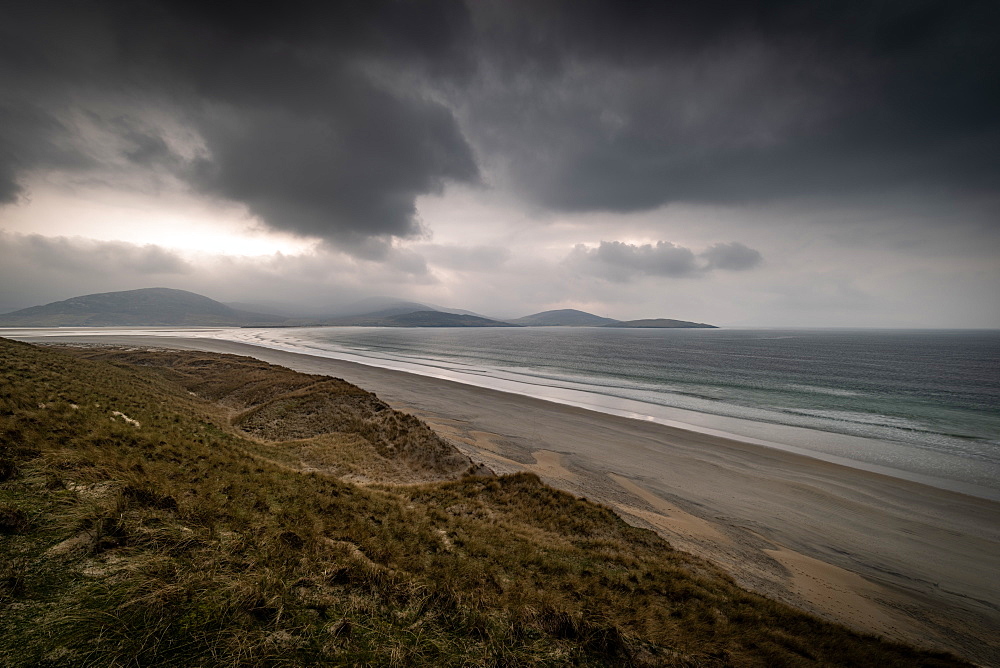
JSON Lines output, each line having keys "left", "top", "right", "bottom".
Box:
{"left": 11, "top": 326, "right": 1000, "bottom": 500}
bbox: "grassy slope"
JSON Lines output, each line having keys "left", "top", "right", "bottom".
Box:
{"left": 0, "top": 339, "right": 967, "bottom": 667}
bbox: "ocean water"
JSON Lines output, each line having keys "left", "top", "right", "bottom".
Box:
{"left": 11, "top": 326, "right": 1000, "bottom": 499}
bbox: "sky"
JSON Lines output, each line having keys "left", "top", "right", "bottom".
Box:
{"left": 1, "top": 0, "right": 998, "bottom": 327}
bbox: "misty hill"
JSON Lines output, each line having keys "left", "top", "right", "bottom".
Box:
{"left": 511, "top": 309, "right": 620, "bottom": 326}
{"left": 0, "top": 288, "right": 715, "bottom": 330}
{"left": 224, "top": 300, "right": 325, "bottom": 319}
{"left": 390, "top": 311, "right": 519, "bottom": 327}
{"left": 334, "top": 297, "right": 441, "bottom": 318}
{"left": 332, "top": 297, "right": 490, "bottom": 320}
{"left": 326, "top": 311, "right": 518, "bottom": 327}
{"left": 0, "top": 288, "right": 286, "bottom": 327}
{"left": 605, "top": 318, "right": 717, "bottom": 329}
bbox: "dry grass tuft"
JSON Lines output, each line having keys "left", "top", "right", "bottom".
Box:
{"left": 0, "top": 339, "right": 971, "bottom": 666}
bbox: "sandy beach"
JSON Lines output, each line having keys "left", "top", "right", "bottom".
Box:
{"left": 15, "top": 333, "right": 1000, "bottom": 665}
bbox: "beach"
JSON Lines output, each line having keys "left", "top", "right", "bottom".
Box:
{"left": 15, "top": 333, "right": 1000, "bottom": 664}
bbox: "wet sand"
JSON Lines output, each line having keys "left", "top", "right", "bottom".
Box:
{"left": 15, "top": 333, "right": 1000, "bottom": 664}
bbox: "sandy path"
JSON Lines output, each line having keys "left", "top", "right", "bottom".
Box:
{"left": 14, "top": 333, "right": 1000, "bottom": 665}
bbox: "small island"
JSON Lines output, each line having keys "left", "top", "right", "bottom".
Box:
{"left": 604, "top": 318, "right": 717, "bottom": 329}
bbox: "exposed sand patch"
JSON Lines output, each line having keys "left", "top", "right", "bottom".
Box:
{"left": 110, "top": 410, "right": 140, "bottom": 427}
{"left": 423, "top": 420, "right": 527, "bottom": 475}
{"left": 66, "top": 482, "right": 114, "bottom": 500}
{"left": 764, "top": 545, "right": 918, "bottom": 642}
{"left": 609, "top": 473, "right": 730, "bottom": 547}
{"left": 46, "top": 531, "right": 94, "bottom": 557}
{"left": 608, "top": 472, "right": 924, "bottom": 644}
{"left": 530, "top": 450, "right": 577, "bottom": 482}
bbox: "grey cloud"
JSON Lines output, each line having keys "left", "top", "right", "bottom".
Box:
{"left": 0, "top": 232, "right": 432, "bottom": 314}
{"left": 419, "top": 244, "right": 511, "bottom": 271}
{"left": 763, "top": 273, "right": 877, "bottom": 315}
{"left": 381, "top": 247, "right": 431, "bottom": 278}
{"left": 702, "top": 242, "right": 763, "bottom": 271}
{"left": 1, "top": 0, "right": 997, "bottom": 246}
{"left": 463, "top": 0, "right": 1000, "bottom": 215}
{"left": 14, "top": 234, "right": 191, "bottom": 276}
{"left": 0, "top": 0, "right": 479, "bottom": 245}
{"left": 319, "top": 237, "right": 433, "bottom": 278}
{"left": 0, "top": 103, "right": 93, "bottom": 203}
{"left": 192, "top": 94, "right": 476, "bottom": 242}
{"left": 569, "top": 240, "right": 763, "bottom": 282}
{"left": 112, "top": 118, "right": 176, "bottom": 167}
{"left": 0, "top": 232, "right": 191, "bottom": 311}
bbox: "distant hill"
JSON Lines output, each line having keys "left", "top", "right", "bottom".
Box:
{"left": 326, "top": 310, "right": 518, "bottom": 327}
{"left": 510, "top": 309, "right": 620, "bottom": 326}
{"left": 224, "top": 301, "right": 324, "bottom": 318}
{"left": 389, "top": 311, "right": 519, "bottom": 327}
{"left": 333, "top": 297, "right": 491, "bottom": 320}
{"left": 604, "top": 318, "right": 717, "bottom": 329}
{"left": 334, "top": 297, "right": 440, "bottom": 318}
{"left": 0, "top": 288, "right": 716, "bottom": 330}
{"left": 0, "top": 288, "right": 286, "bottom": 327}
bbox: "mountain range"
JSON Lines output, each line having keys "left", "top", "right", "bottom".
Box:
{"left": 0, "top": 288, "right": 285, "bottom": 327}
{"left": 0, "top": 288, "right": 717, "bottom": 328}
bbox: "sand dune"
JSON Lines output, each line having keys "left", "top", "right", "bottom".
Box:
{"left": 18, "top": 333, "right": 1000, "bottom": 665}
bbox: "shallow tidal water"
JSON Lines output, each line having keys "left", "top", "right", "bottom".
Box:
{"left": 10, "top": 326, "right": 1000, "bottom": 499}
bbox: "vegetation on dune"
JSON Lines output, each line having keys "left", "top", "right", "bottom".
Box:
{"left": 0, "top": 338, "right": 968, "bottom": 666}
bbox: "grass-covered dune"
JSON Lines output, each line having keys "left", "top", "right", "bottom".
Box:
{"left": 0, "top": 338, "right": 967, "bottom": 666}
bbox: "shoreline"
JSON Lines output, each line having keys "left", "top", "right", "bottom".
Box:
{"left": 220, "top": 329, "right": 1000, "bottom": 501}
{"left": 9, "top": 332, "right": 1000, "bottom": 664}
{"left": 9, "top": 326, "right": 998, "bottom": 501}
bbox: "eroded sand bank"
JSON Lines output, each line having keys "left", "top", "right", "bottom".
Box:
{"left": 15, "top": 334, "right": 1000, "bottom": 664}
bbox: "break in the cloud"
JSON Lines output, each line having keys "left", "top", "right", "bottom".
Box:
{"left": 569, "top": 240, "right": 762, "bottom": 282}
{"left": 0, "top": 232, "right": 434, "bottom": 313}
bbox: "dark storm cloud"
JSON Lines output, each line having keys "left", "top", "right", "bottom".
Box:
{"left": 2, "top": 0, "right": 997, "bottom": 240}
{"left": 465, "top": 0, "right": 1000, "bottom": 213}
{"left": 111, "top": 117, "right": 175, "bottom": 167}
{"left": 0, "top": 0, "right": 478, "bottom": 243}
{"left": 568, "top": 240, "right": 763, "bottom": 282}
{"left": 190, "top": 96, "right": 474, "bottom": 241}
{"left": 0, "top": 103, "right": 93, "bottom": 203}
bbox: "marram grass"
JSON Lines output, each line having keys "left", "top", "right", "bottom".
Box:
{"left": 0, "top": 338, "right": 967, "bottom": 666}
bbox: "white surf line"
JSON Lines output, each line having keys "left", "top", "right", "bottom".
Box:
{"left": 8, "top": 327, "right": 1000, "bottom": 501}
